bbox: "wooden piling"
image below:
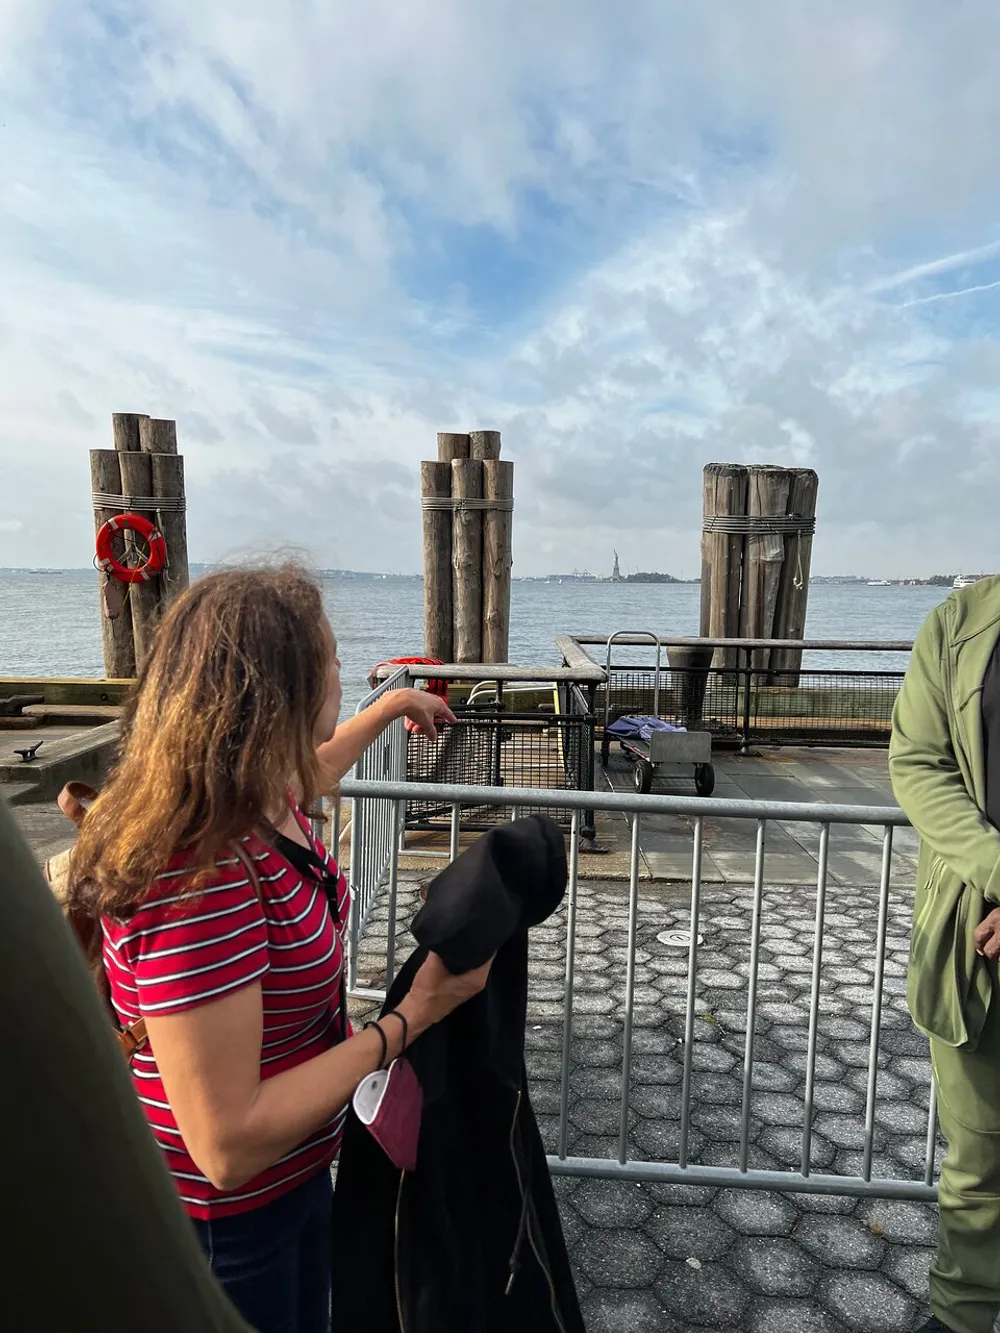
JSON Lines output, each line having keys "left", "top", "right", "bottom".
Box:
{"left": 112, "top": 413, "right": 146, "bottom": 454}
{"left": 451, "top": 458, "right": 483, "bottom": 663}
{"left": 739, "top": 466, "right": 792, "bottom": 670}
{"left": 469, "top": 430, "right": 502, "bottom": 462}
{"left": 90, "top": 449, "right": 136, "bottom": 679}
{"left": 437, "top": 433, "right": 470, "bottom": 464}
{"left": 150, "top": 452, "right": 190, "bottom": 610}
{"left": 139, "top": 417, "right": 178, "bottom": 455}
{"left": 421, "top": 461, "right": 453, "bottom": 662}
{"left": 117, "top": 450, "right": 161, "bottom": 670}
{"left": 700, "top": 464, "right": 749, "bottom": 672}
{"left": 770, "top": 468, "right": 819, "bottom": 683}
{"left": 482, "top": 459, "right": 514, "bottom": 662}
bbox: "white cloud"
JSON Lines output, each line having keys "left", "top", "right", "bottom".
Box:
{"left": 2, "top": 1, "right": 1000, "bottom": 578}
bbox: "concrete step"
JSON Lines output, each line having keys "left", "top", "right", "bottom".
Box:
{"left": 0, "top": 781, "right": 41, "bottom": 807}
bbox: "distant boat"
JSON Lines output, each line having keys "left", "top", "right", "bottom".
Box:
{"left": 867, "top": 579, "right": 891, "bottom": 587}
{"left": 953, "top": 573, "right": 991, "bottom": 589}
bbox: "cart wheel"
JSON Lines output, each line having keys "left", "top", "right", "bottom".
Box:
{"left": 634, "top": 759, "right": 654, "bottom": 794}
{"left": 695, "top": 763, "right": 716, "bottom": 797}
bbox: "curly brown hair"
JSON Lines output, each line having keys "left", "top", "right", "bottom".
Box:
{"left": 71, "top": 564, "right": 329, "bottom": 917}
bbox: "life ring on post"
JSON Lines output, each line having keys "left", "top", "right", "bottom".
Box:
{"left": 367, "top": 657, "right": 448, "bottom": 703}
{"left": 95, "top": 513, "right": 167, "bottom": 584}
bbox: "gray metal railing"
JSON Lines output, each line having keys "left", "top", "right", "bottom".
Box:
{"left": 345, "top": 667, "right": 411, "bottom": 989}
{"left": 569, "top": 634, "right": 913, "bottom": 753}
{"left": 341, "top": 775, "right": 937, "bottom": 1203}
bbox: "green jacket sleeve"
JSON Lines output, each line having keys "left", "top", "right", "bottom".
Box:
{"left": 889, "top": 606, "right": 1000, "bottom": 904}
{"left": 0, "top": 796, "right": 254, "bottom": 1333}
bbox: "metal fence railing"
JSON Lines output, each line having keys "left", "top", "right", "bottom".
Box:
{"left": 568, "top": 635, "right": 913, "bottom": 754}
{"left": 340, "top": 775, "right": 936, "bottom": 1204}
{"left": 345, "top": 666, "right": 410, "bottom": 988}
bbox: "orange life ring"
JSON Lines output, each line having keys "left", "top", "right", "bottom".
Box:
{"left": 95, "top": 513, "right": 167, "bottom": 584}
{"left": 368, "top": 656, "right": 448, "bottom": 701}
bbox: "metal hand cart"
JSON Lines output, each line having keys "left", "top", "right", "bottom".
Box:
{"left": 600, "top": 630, "right": 716, "bottom": 797}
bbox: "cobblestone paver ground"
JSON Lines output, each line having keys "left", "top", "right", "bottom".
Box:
{"left": 352, "top": 870, "right": 1000, "bottom": 1333}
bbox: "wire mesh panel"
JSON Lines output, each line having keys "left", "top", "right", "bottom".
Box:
{"left": 405, "top": 704, "right": 595, "bottom": 829}
{"left": 601, "top": 661, "right": 904, "bottom": 750}
{"left": 750, "top": 668, "right": 904, "bottom": 746}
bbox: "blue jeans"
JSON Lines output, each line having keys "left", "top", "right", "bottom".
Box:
{"left": 192, "top": 1169, "right": 332, "bottom": 1333}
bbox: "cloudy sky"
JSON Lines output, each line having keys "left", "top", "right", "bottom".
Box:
{"left": 3, "top": 1, "right": 1000, "bottom": 578}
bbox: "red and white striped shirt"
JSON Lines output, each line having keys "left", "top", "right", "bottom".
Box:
{"left": 102, "top": 808, "right": 349, "bottom": 1219}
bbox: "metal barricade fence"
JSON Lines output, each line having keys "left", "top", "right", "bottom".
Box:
{"left": 341, "top": 775, "right": 938, "bottom": 1204}
{"left": 345, "top": 667, "right": 411, "bottom": 989}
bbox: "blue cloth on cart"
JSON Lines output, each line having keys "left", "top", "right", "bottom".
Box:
{"left": 606, "top": 716, "right": 686, "bottom": 742}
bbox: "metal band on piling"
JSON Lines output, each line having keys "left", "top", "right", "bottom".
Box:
{"left": 92, "top": 491, "right": 188, "bottom": 513}
{"left": 420, "top": 496, "right": 514, "bottom": 512}
{"left": 703, "top": 513, "right": 816, "bottom": 536}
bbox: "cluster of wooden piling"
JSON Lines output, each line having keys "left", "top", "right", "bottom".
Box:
{"left": 89, "top": 413, "right": 190, "bottom": 678}
{"left": 421, "top": 431, "right": 514, "bottom": 664}
{"left": 700, "top": 463, "right": 818, "bottom": 678}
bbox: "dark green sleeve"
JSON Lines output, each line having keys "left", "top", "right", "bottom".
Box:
{"left": 0, "top": 797, "right": 254, "bottom": 1333}
{"left": 889, "top": 606, "right": 1000, "bottom": 903}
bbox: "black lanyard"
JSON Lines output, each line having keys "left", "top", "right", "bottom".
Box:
{"left": 273, "top": 831, "right": 349, "bottom": 1040}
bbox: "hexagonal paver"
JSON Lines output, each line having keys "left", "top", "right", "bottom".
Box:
{"left": 632, "top": 1054, "right": 686, "bottom": 1086}
{"left": 873, "top": 1101, "right": 931, "bottom": 1135}
{"left": 794, "top": 1214, "right": 886, "bottom": 1268}
{"left": 690, "top": 1070, "right": 745, "bottom": 1105}
{"left": 768, "top": 1025, "right": 813, "bottom": 1053}
{"left": 526, "top": 1049, "right": 566, "bottom": 1081}
{"left": 810, "top": 1081, "right": 864, "bottom": 1114}
{"left": 570, "top": 1100, "right": 631, "bottom": 1136}
{"left": 572, "top": 1179, "right": 654, "bottom": 1228}
{"left": 690, "top": 1044, "right": 738, "bottom": 1074}
{"left": 575, "top": 1229, "right": 664, "bottom": 1288}
{"left": 572, "top": 1066, "right": 627, "bottom": 1101}
{"left": 856, "top": 1200, "right": 938, "bottom": 1246}
{"left": 750, "top": 1300, "right": 847, "bottom": 1333}
{"left": 693, "top": 1104, "right": 754, "bottom": 1144}
{"left": 645, "top": 1204, "right": 735, "bottom": 1260}
{"left": 654, "top": 1258, "right": 750, "bottom": 1326}
{"left": 819, "top": 1271, "right": 916, "bottom": 1331}
{"left": 630, "top": 1084, "right": 683, "bottom": 1119}
{"left": 753, "top": 1092, "right": 807, "bottom": 1127}
{"left": 582, "top": 1290, "right": 682, "bottom": 1333}
{"left": 715, "top": 1188, "right": 798, "bottom": 1236}
{"left": 812, "top": 1114, "right": 876, "bottom": 1151}
{"left": 649, "top": 1180, "right": 720, "bottom": 1208}
{"left": 884, "top": 1245, "right": 933, "bottom": 1301}
{"left": 731, "top": 1236, "right": 820, "bottom": 1297}
{"left": 528, "top": 1082, "right": 568, "bottom": 1114}
{"left": 632, "top": 1118, "right": 706, "bottom": 1163}
{"left": 760, "top": 1125, "right": 836, "bottom": 1172}
{"left": 572, "top": 1040, "right": 623, "bottom": 1068}
{"left": 753, "top": 1062, "right": 802, "bottom": 1093}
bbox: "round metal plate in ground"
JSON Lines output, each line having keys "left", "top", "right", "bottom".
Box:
{"left": 656, "top": 929, "right": 703, "bottom": 949}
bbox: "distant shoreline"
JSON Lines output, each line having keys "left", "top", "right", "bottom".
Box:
{"left": 0, "top": 567, "right": 963, "bottom": 587}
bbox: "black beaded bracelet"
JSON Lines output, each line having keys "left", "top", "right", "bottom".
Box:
{"left": 364, "top": 1020, "right": 388, "bottom": 1071}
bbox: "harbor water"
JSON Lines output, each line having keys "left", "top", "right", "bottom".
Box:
{"left": 0, "top": 569, "right": 947, "bottom": 711}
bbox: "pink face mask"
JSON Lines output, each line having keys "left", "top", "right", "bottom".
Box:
{"left": 352, "top": 1057, "right": 423, "bottom": 1173}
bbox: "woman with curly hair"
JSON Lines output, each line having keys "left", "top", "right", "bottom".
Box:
{"left": 71, "top": 564, "right": 488, "bottom": 1333}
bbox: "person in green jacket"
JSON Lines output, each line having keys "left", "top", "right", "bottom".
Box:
{"left": 890, "top": 576, "right": 1000, "bottom": 1333}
